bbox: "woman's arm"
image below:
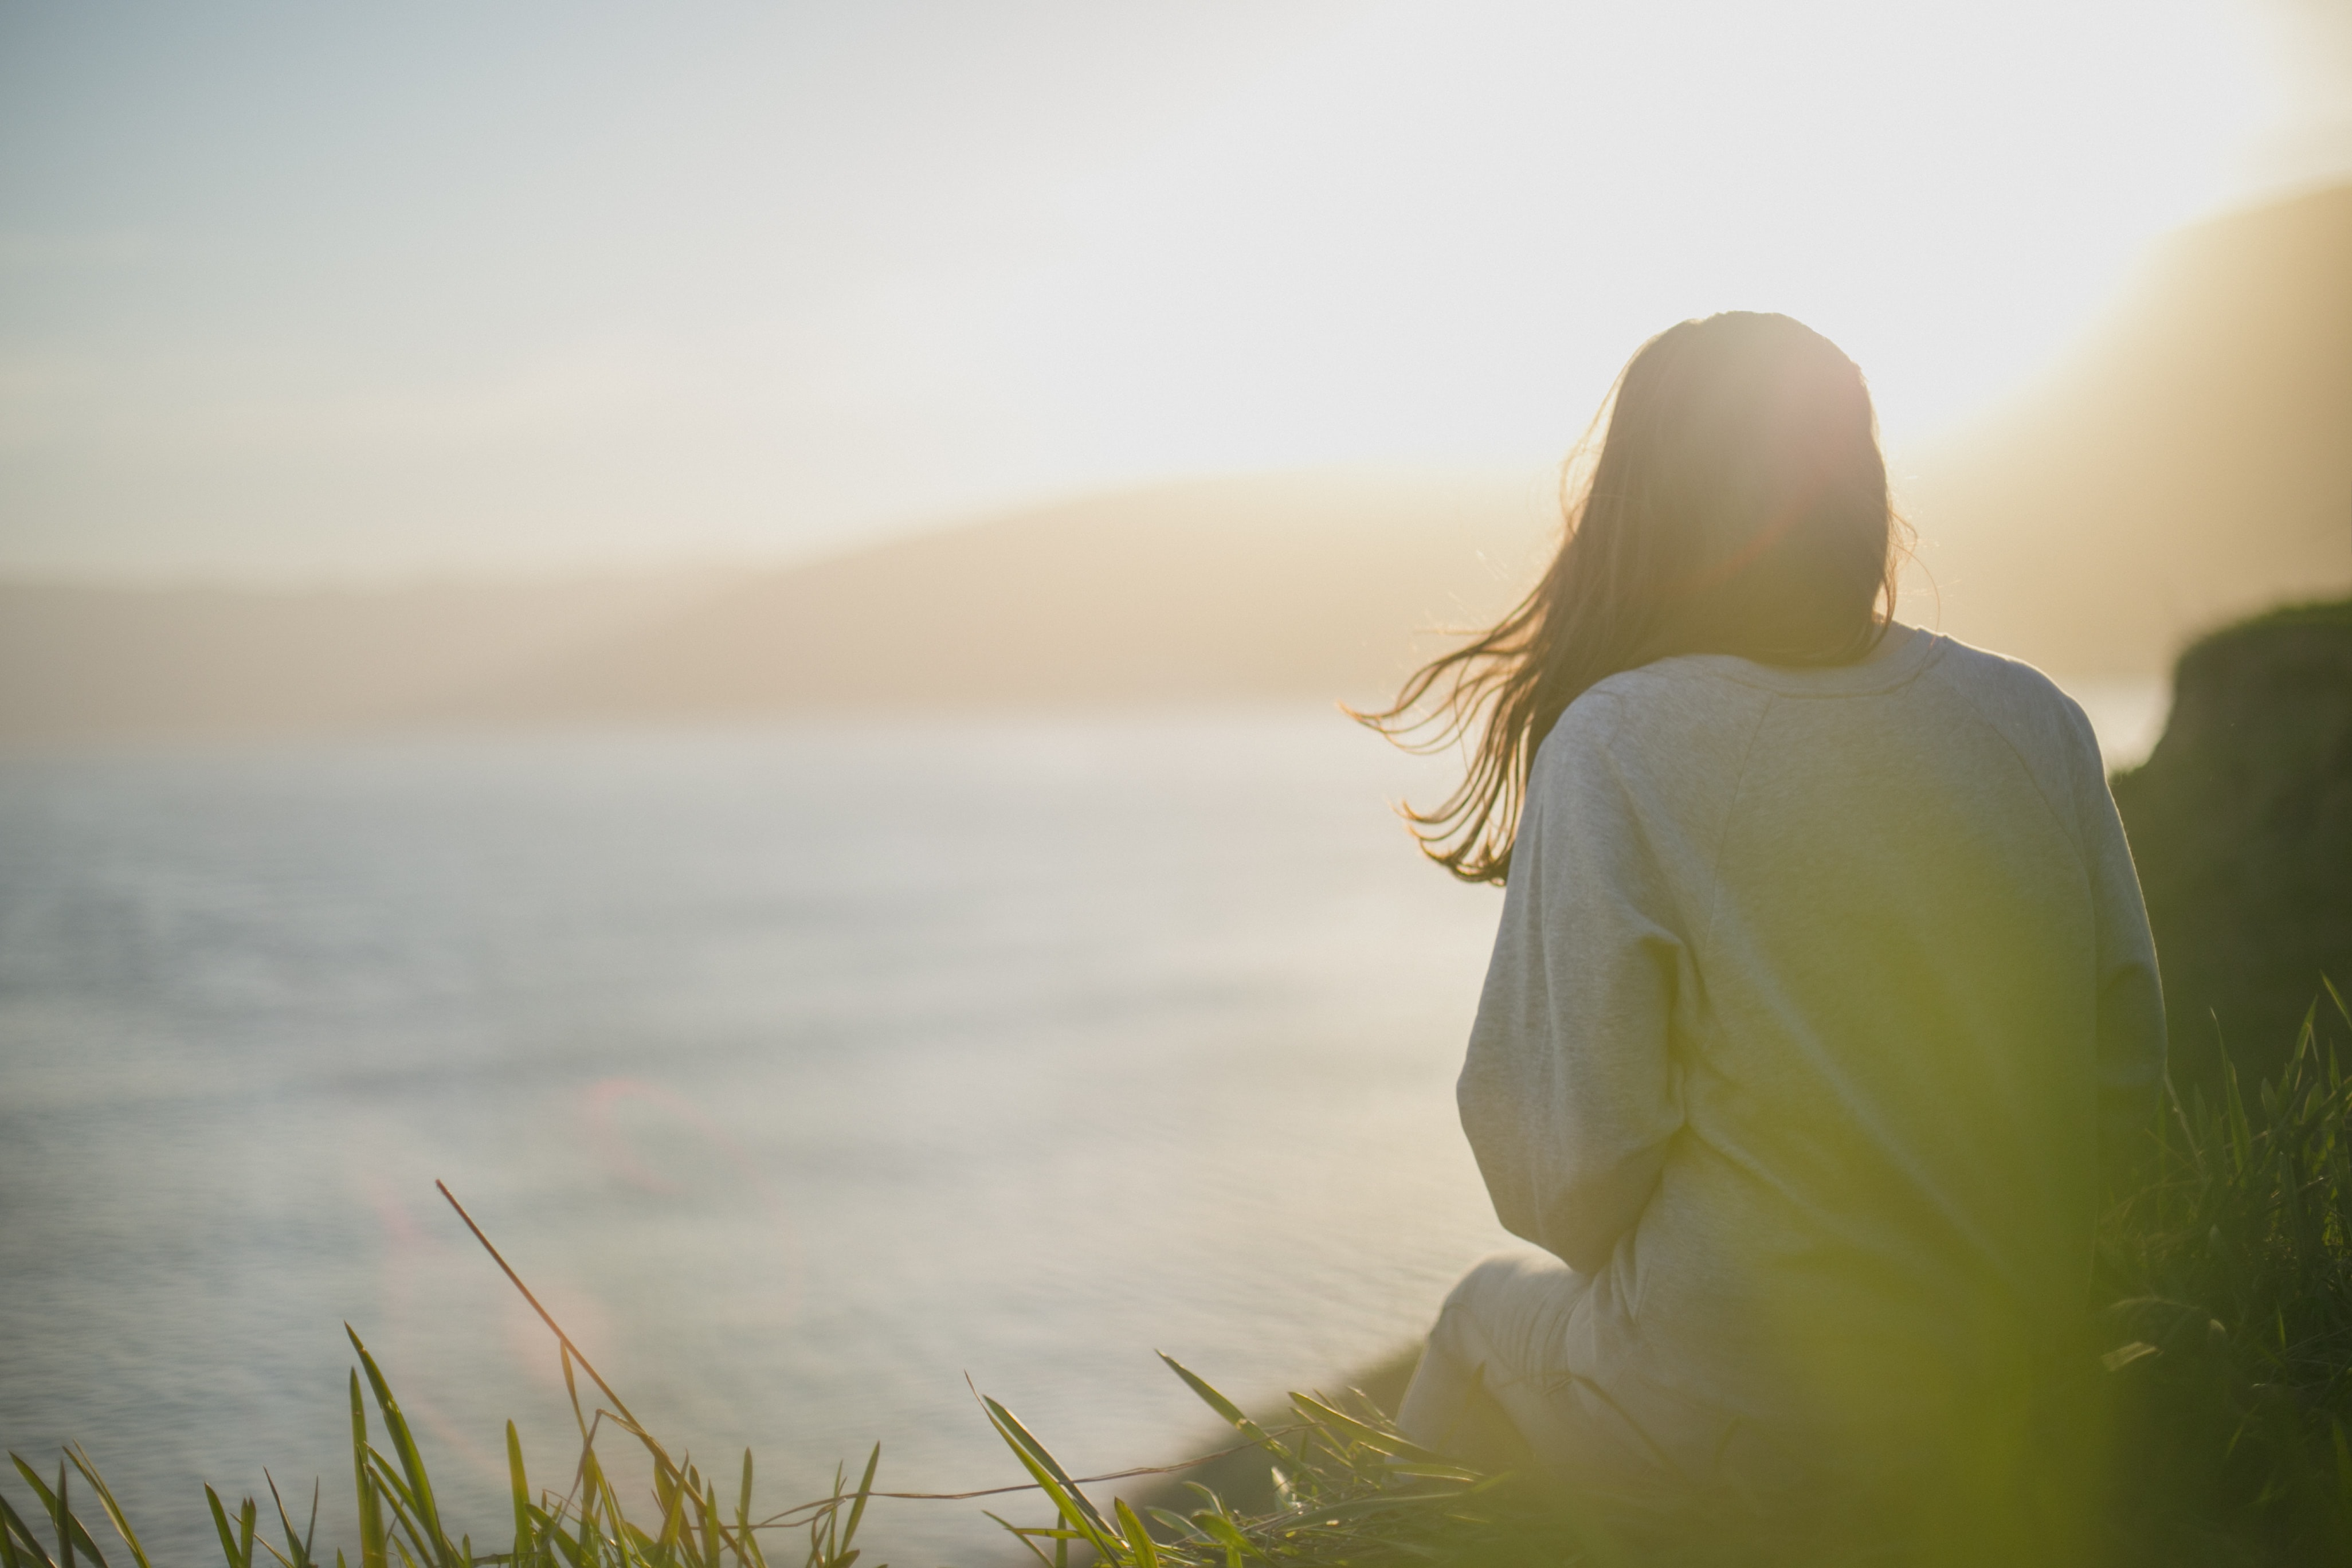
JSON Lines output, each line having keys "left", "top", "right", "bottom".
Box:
{"left": 1456, "top": 696, "right": 1687, "bottom": 1274}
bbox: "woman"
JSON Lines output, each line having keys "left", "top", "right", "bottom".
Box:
{"left": 1369, "top": 313, "right": 2166, "bottom": 1525}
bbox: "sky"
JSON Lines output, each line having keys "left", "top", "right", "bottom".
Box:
{"left": 3, "top": 1, "right": 2350, "bottom": 583}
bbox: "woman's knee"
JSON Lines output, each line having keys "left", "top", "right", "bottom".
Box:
{"left": 1441, "top": 1247, "right": 1566, "bottom": 1311}
{"left": 1438, "top": 1247, "right": 1578, "bottom": 1338}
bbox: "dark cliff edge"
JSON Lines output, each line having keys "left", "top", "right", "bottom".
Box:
{"left": 2113, "top": 596, "right": 2352, "bottom": 1090}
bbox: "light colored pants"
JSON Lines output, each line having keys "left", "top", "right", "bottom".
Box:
{"left": 1395, "top": 1248, "right": 1674, "bottom": 1491}
{"left": 1397, "top": 1248, "right": 2061, "bottom": 1532}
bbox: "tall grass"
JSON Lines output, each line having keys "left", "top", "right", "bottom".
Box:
{"left": 2092, "top": 982, "right": 2352, "bottom": 1564}
{"left": 10, "top": 989, "right": 2352, "bottom": 1567}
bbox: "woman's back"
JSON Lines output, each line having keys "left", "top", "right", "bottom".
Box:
{"left": 1377, "top": 314, "right": 2165, "bottom": 1528}
{"left": 1455, "top": 628, "right": 2165, "bottom": 1488}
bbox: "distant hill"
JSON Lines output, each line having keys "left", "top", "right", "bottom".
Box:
{"left": 2, "top": 185, "right": 2346, "bottom": 744}
{"left": 0, "top": 574, "right": 716, "bottom": 744}
{"left": 1904, "top": 182, "right": 2352, "bottom": 673}
{"left": 0, "top": 472, "right": 1553, "bottom": 744}
{"left": 460, "top": 471, "right": 1552, "bottom": 723}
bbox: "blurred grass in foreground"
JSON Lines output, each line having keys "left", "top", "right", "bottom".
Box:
{"left": 9, "top": 988, "right": 2352, "bottom": 1567}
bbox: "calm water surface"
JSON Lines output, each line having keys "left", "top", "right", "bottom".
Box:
{"left": 0, "top": 687, "right": 2163, "bottom": 1566}
{"left": 0, "top": 712, "right": 1515, "bottom": 1566}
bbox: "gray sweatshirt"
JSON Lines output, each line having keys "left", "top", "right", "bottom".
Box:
{"left": 1459, "top": 626, "right": 2165, "bottom": 1479}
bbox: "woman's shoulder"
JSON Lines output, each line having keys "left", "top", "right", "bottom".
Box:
{"left": 1919, "top": 635, "right": 2100, "bottom": 756}
{"left": 1925, "top": 632, "right": 2063, "bottom": 696}
{"left": 1547, "top": 630, "right": 2099, "bottom": 778}
{"left": 1539, "top": 661, "right": 1778, "bottom": 791}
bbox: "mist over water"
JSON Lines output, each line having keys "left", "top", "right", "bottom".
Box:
{"left": 0, "top": 689, "right": 2161, "bottom": 1565}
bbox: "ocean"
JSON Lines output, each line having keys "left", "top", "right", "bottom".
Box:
{"left": 0, "top": 685, "right": 2166, "bottom": 1566}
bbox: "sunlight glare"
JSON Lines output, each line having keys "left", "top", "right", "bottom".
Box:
{"left": 995, "top": 0, "right": 2267, "bottom": 470}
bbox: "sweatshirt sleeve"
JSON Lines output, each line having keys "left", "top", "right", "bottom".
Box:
{"left": 1457, "top": 695, "right": 1688, "bottom": 1273}
{"left": 2067, "top": 708, "right": 2167, "bottom": 1177}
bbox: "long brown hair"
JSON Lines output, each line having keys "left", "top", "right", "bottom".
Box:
{"left": 1359, "top": 312, "right": 1905, "bottom": 884}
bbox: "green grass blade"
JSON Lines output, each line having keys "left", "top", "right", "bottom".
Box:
{"left": 574, "top": 1449, "right": 603, "bottom": 1546}
{"left": 1147, "top": 1354, "right": 1279, "bottom": 1457}
{"left": 38, "top": 1457, "right": 108, "bottom": 1568}
{"left": 978, "top": 1402, "right": 1115, "bottom": 1559}
{"left": 1286, "top": 1393, "right": 1445, "bottom": 1464}
{"left": 537, "top": 1512, "right": 586, "bottom": 1568}
{"left": 347, "top": 1329, "right": 453, "bottom": 1568}
{"left": 980, "top": 1511, "right": 1059, "bottom": 1568}
{"left": 3, "top": 1469, "right": 57, "bottom": 1568}
{"left": 503, "top": 1425, "right": 532, "bottom": 1566}
{"left": 206, "top": 1488, "right": 248, "bottom": 1568}
{"left": 12, "top": 1464, "right": 103, "bottom": 1568}
{"left": 650, "top": 1463, "right": 686, "bottom": 1558}
{"left": 1155, "top": 1354, "right": 1256, "bottom": 1433}
{"left": 1381, "top": 1460, "right": 1486, "bottom": 1483}
{"left": 822, "top": 1457, "right": 846, "bottom": 1566}
{"left": 835, "top": 1445, "right": 879, "bottom": 1561}
{"left": 365, "top": 1455, "right": 421, "bottom": 1527}
{"left": 350, "top": 1375, "right": 387, "bottom": 1568}
{"left": 1143, "top": 1508, "right": 1201, "bottom": 1540}
{"left": 1114, "top": 1498, "right": 1161, "bottom": 1568}
{"left": 526, "top": 1506, "right": 579, "bottom": 1568}
{"left": 731, "top": 1451, "right": 765, "bottom": 1568}
{"left": 618, "top": 1516, "right": 663, "bottom": 1566}
{"left": 0, "top": 1491, "right": 55, "bottom": 1568}
{"left": 694, "top": 1480, "right": 719, "bottom": 1568}
{"left": 362, "top": 1457, "right": 434, "bottom": 1568}
{"left": 1188, "top": 1509, "right": 1255, "bottom": 1567}
{"left": 262, "top": 1473, "right": 316, "bottom": 1568}
{"left": 978, "top": 1398, "right": 1113, "bottom": 1546}
{"left": 61, "top": 1449, "right": 148, "bottom": 1568}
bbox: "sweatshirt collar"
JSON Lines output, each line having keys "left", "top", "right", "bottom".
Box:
{"left": 1667, "top": 622, "right": 1947, "bottom": 696}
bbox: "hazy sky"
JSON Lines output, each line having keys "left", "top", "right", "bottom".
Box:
{"left": 5, "top": 1, "right": 2350, "bottom": 582}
